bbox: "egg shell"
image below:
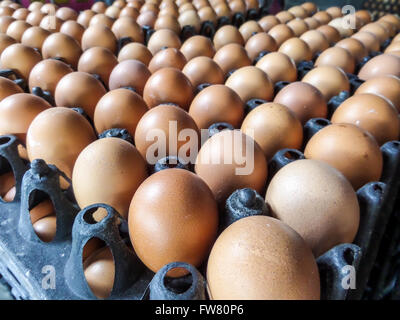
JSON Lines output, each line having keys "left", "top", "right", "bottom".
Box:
{"left": 258, "top": 15, "right": 280, "bottom": 32}
{"left": 77, "top": 10, "right": 96, "bottom": 28}
{"left": 91, "top": 2, "right": 107, "bottom": 14}
{"left": 255, "top": 51, "right": 297, "bottom": 83}
{"left": 213, "top": 25, "right": 245, "bottom": 50}
{"left": 238, "top": 20, "right": 263, "bottom": 42}
{"left": 313, "top": 11, "right": 332, "bottom": 25}
{"left": 303, "top": 17, "right": 320, "bottom": 29}
{"left": 326, "top": 6, "right": 343, "bottom": 19}
{"left": 147, "top": 28, "right": 181, "bottom": 55}
{"left": 6, "top": 20, "right": 31, "bottom": 42}
{"left": 300, "top": 30, "right": 329, "bottom": 56}
{"left": 33, "top": 215, "right": 57, "bottom": 242}
{"left": 276, "top": 11, "right": 295, "bottom": 24}
{"left": 288, "top": 5, "right": 308, "bottom": 19}
{"left": 111, "top": 16, "right": 144, "bottom": 43}
{"left": 40, "top": 16, "right": 63, "bottom": 33}
{"left": 119, "top": 7, "right": 140, "bottom": 19}
{"left": 0, "top": 16, "right": 15, "bottom": 33}
{"left": 148, "top": 48, "right": 187, "bottom": 73}
{"left": 335, "top": 38, "right": 368, "bottom": 63}
{"left": 287, "top": 18, "right": 309, "bottom": 37}
{"left": 154, "top": 15, "right": 181, "bottom": 34}
{"left": 213, "top": 43, "right": 251, "bottom": 75}
{"left": 182, "top": 56, "right": 225, "bottom": 87}
{"left": 180, "top": 35, "right": 215, "bottom": 61}
{"left": 360, "top": 23, "right": 389, "bottom": 44}
{"left": 89, "top": 13, "right": 115, "bottom": 29}
{"left": 21, "top": 26, "right": 50, "bottom": 52}
{"left": 117, "top": 42, "right": 153, "bottom": 65}
{"left": 316, "top": 25, "right": 341, "bottom": 44}
{"left": 81, "top": 25, "right": 117, "bottom": 53}
{"left": 0, "top": 33, "right": 15, "bottom": 56}
{"left": 0, "top": 76, "right": 23, "bottom": 102}
{"left": 278, "top": 37, "right": 312, "bottom": 64}
{"left": 351, "top": 31, "right": 380, "bottom": 53}
{"left": 358, "top": 54, "right": 400, "bottom": 80}
{"left": 245, "top": 32, "right": 277, "bottom": 61}
{"left": 136, "top": 11, "right": 157, "bottom": 28}
{"left": 56, "top": 7, "right": 78, "bottom": 21}
{"left": 178, "top": 10, "right": 201, "bottom": 33}
{"left": 315, "top": 46, "right": 355, "bottom": 74}
{"left": 268, "top": 24, "right": 295, "bottom": 47}
{"left": 30, "top": 199, "right": 55, "bottom": 224}
{"left": 302, "top": 2, "right": 318, "bottom": 15}
{"left": 3, "top": 185, "right": 15, "bottom": 202}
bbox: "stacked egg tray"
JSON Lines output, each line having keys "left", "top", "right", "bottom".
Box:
{"left": 0, "top": 0, "right": 399, "bottom": 300}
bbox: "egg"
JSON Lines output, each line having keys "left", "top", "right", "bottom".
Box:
{"left": 268, "top": 24, "right": 295, "bottom": 47}
{"left": 77, "top": 10, "right": 96, "bottom": 28}
{"left": 316, "top": 25, "right": 341, "bottom": 44}
{"left": 304, "top": 123, "right": 382, "bottom": 190}
{"left": 117, "top": 43, "right": 152, "bottom": 65}
{"left": 143, "top": 67, "right": 194, "bottom": 110}
{"left": 180, "top": 35, "right": 215, "bottom": 61}
{"left": 33, "top": 215, "right": 57, "bottom": 242}
{"left": 27, "top": 107, "right": 96, "bottom": 182}
{"left": 303, "top": 17, "right": 319, "bottom": 29}
{"left": 26, "top": 12, "right": 45, "bottom": 27}
{"left": 178, "top": 10, "right": 201, "bottom": 33}
{"left": 0, "top": 43, "right": 41, "bottom": 80}
{"left": 59, "top": 21, "right": 85, "bottom": 44}
{"left": 385, "top": 42, "right": 400, "bottom": 54}
{"left": 56, "top": 7, "right": 78, "bottom": 21}
{"left": 12, "top": 8, "right": 29, "bottom": 20}
{"left": 228, "top": 0, "right": 246, "bottom": 14}
{"left": 278, "top": 37, "right": 312, "bottom": 64}
{"left": 238, "top": 20, "right": 263, "bottom": 42}
{"left": 0, "top": 172, "right": 15, "bottom": 202}
{"left": 72, "top": 137, "right": 147, "bottom": 219}
{"left": 258, "top": 15, "right": 280, "bottom": 32}
{"left": 213, "top": 25, "right": 244, "bottom": 50}
{"left": 29, "top": 199, "right": 55, "bottom": 224}
{"left": 355, "top": 75, "right": 400, "bottom": 112}
{"left": 266, "top": 159, "right": 359, "bottom": 257}
{"left": 255, "top": 52, "right": 297, "bottom": 83}
{"left": 147, "top": 28, "right": 181, "bottom": 55}
{"left": 21, "top": 26, "right": 51, "bottom": 52}
{"left": 300, "top": 30, "right": 329, "bottom": 56}
{"left": 91, "top": 2, "right": 107, "bottom": 13}
{"left": 40, "top": 15, "right": 63, "bottom": 33}
{"left": 119, "top": 7, "right": 140, "bottom": 19}
{"left": 351, "top": 31, "right": 380, "bottom": 53}
{"left": 41, "top": 3, "right": 58, "bottom": 15}
{"left": 55, "top": 72, "right": 107, "bottom": 120}
{"left": 214, "top": 3, "right": 231, "bottom": 18}
{"left": 225, "top": 66, "right": 273, "bottom": 103}
{"left": 301, "top": 2, "right": 317, "bottom": 14}
{"left": 355, "top": 10, "right": 371, "bottom": 25}
{"left": 358, "top": 54, "right": 400, "bottom": 80}
{"left": 134, "top": 104, "right": 199, "bottom": 161}
{"left": 313, "top": 11, "right": 332, "bottom": 25}
{"left": 136, "top": 11, "right": 157, "bottom": 28}
{"left": 328, "top": 17, "right": 354, "bottom": 38}
{"left": 302, "top": 66, "right": 350, "bottom": 101}
{"left": 244, "top": 33, "right": 277, "bottom": 61}
{"left": 331, "top": 93, "right": 399, "bottom": 146}
{"left": 154, "top": 15, "right": 180, "bottom": 34}
{"left": 78, "top": 47, "right": 118, "bottom": 87}
{"left": 0, "top": 16, "right": 15, "bottom": 33}
{"left": 81, "top": 25, "right": 117, "bottom": 53}
{"left": 128, "top": 168, "right": 218, "bottom": 274}
{"left": 41, "top": 33, "right": 82, "bottom": 69}
{"left": 213, "top": 43, "right": 251, "bottom": 75}
{"left": 335, "top": 38, "right": 368, "bottom": 63}
{"left": 108, "top": 59, "right": 151, "bottom": 96}
{"left": 89, "top": 13, "right": 115, "bottom": 29}
{"left": 105, "top": 6, "right": 121, "bottom": 19}
{"left": 287, "top": 19, "right": 309, "bottom": 37}
{"left": 380, "top": 14, "right": 400, "bottom": 30}
{"left": 326, "top": 6, "right": 342, "bottom": 19}
{"left": 0, "top": 33, "right": 16, "bottom": 56}
{"left": 195, "top": 130, "right": 267, "bottom": 205}
{"left": 182, "top": 56, "right": 224, "bottom": 87}
{"left": 94, "top": 88, "right": 148, "bottom": 138}
{"left": 111, "top": 16, "right": 144, "bottom": 43}
{"left": 288, "top": 5, "right": 308, "bottom": 19}
{"left": 6, "top": 20, "right": 31, "bottom": 42}
{"left": 28, "top": 2, "right": 43, "bottom": 11}
{"left": 148, "top": 48, "right": 187, "bottom": 73}
{"left": 0, "top": 6, "right": 13, "bottom": 16}
{"left": 359, "top": 23, "right": 389, "bottom": 44}
{"left": 207, "top": 215, "right": 320, "bottom": 299}
{"left": 0, "top": 76, "right": 23, "bottom": 102}
{"left": 198, "top": 6, "right": 217, "bottom": 24}
{"left": 276, "top": 10, "right": 294, "bottom": 24}
{"left": 315, "top": 46, "right": 355, "bottom": 74}
{"left": 377, "top": 20, "right": 396, "bottom": 38}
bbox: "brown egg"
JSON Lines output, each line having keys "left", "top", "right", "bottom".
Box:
{"left": 213, "top": 25, "right": 244, "bottom": 50}
{"left": 245, "top": 32, "right": 277, "bottom": 61}
{"left": 42, "top": 33, "right": 82, "bottom": 69}
{"left": 178, "top": 10, "right": 201, "bottom": 33}
{"left": 287, "top": 19, "right": 309, "bottom": 37}
{"left": 331, "top": 93, "right": 399, "bottom": 145}
{"left": 108, "top": 59, "right": 151, "bottom": 96}
{"left": 182, "top": 56, "right": 224, "bottom": 88}
{"left": 276, "top": 11, "right": 294, "bottom": 24}
{"left": 21, "top": 26, "right": 50, "bottom": 52}
{"left": 326, "top": 6, "right": 342, "bottom": 19}
{"left": 0, "top": 16, "right": 15, "bottom": 33}
{"left": 255, "top": 52, "right": 297, "bottom": 83}
{"left": 351, "top": 31, "right": 380, "bottom": 53}
{"left": 141, "top": 2, "right": 159, "bottom": 13}
{"left": 25, "top": 11, "right": 44, "bottom": 27}
{"left": 278, "top": 37, "right": 312, "bottom": 64}
{"left": 40, "top": 16, "right": 63, "bottom": 32}
{"left": 81, "top": 25, "right": 117, "bottom": 53}
{"left": 214, "top": 3, "right": 231, "bottom": 18}
{"left": 129, "top": 168, "right": 218, "bottom": 274}
{"left": 358, "top": 54, "right": 400, "bottom": 80}
{"left": 304, "top": 123, "right": 382, "bottom": 190}
{"left": 360, "top": 23, "right": 389, "bottom": 44}
{"left": 207, "top": 215, "right": 320, "bottom": 299}
{"left": 105, "top": 6, "right": 121, "bottom": 19}
{"left": 313, "top": 11, "right": 332, "bottom": 25}
{"left": 119, "top": 6, "right": 140, "bottom": 19}
{"left": 83, "top": 246, "right": 115, "bottom": 299}
{"left": 377, "top": 20, "right": 396, "bottom": 37}
{"left": 159, "top": 7, "right": 179, "bottom": 19}
{"left": 288, "top": 5, "right": 308, "bottom": 19}
{"left": 180, "top": 35, "right": 215, "bottom": 61}
{"left": 72, "top": 137, "right": 148, "bottom": 219}
{"left": 55, "top": 72, "right": 107, "bottom": 119}
{"left": 12, "top": 8, "right": 29, "bottom": 20}
{"left": 0, "top": 43, "right": 41, "bottom": 80}
{"left": 154, "top": 15, "right": 180, "bottom": 34}
{"left": 303, "top": 17, "right": 319, "bottom": 29}
{"left": 198, "top": 6, "right": 217, "bottom": 24}
{"left": 60, "top": 20, "right": 85, "bottom": 43}
{"left": 0, "top": 6, "right": 14, "bottom": 17}
{"left": 225, "top": 66, "right": 273, "bottom": 103}
{"left": 89, "top": 13, "right": 114, "bottom": 29}
{"left": 29, "top": 199, "right": 55, "bottom": 225}
{"left": 77, "top": 47, "right": 118, "bottom": 86}
{"left": 134, "top": 104, "right": 199, "bottom": 161}
{"left": 268, "top": 24, "right": 295, "bottom": 47}
{"left": 28, "top": 2, "right": 43, "bottom": 11}
{"left": 316, "top": 25, "right": 341, "bottom": 44}
{"left": 111, "top": 17, "right": 144, "bottom": 42}
{"left": 302, "top": 66, "right": 350, "bottom": 101}
{"left": 380, "top": 14, "right": 400, "bottom": 30}
{"left": 113, "top": 0, "right": 126, "bottom": 9}
{"left": 136, "top": 11, "right": 157, "bottom": 28}
{"left": 229, "top": 0, "right": 246, "bottom": 14}
{"left": 238, "top": 20, "right": 263, "bottom": 43}
{"left": 91, "top": 1, "right": 107, "bottom": 14}
{"left": 0, "top": 76, "right": 23, "bottom": 102}
{"left": 77, "top": 10, "right": 96, "bottom": 28}
{"left": 9, "top": 3, "right": 21, "bottom": 10}
{"left": 388, "top": 51, "right": 400, "bottom": 58}
{"left": 266, "top": 159, "right": 359, "bottom": 257}
{"left": 335, "top": 38, "right": 367, "bottom": 63}
{"left": 0, "top": 33, "right": 16, "bottom": 55}
{"left": 213, "top": 43, "right": 251, "bottom": 75}
{"left": 148, "top": 47, "right": 187, "bottom": 72}
{"left": 33, "top": 215, "right": 57, "bottom": 242}
{"left": 355, "top": 75, "right": 400, "bottom": 112}
{"left": 195, "top": 130, "right": 267, "bottom": 204}
{"left": 385, "top": 41, "right": 400, "bottom": 54}
{"left": 56, "top": 7, "right": 78, "bottom": 21}
{"left": 117, "top": 42, "right": 153, "bottom": 65}
{"left": 147, "top": 28, "right": 181, "bottom": 55}
{"left": 241, "top": 102, "right": 302, "bottom": 160}
{"left": 0, "top": 93, "right": 51, "bottom": 145}
{"left": 300, "top": 30, "right": 329, "bottom": 56}
{"left": 27, "top": 107, "right": 97, "bottom": 180}
{"left": 355, "top": 10, "right": 371, "bottom": 26}
{"left": 94, "top": 88, "right": 148, "bottom": 138}
{"left": 315, "top": 46, "right": 355, "bottom": 74}
{"left": 189, "top": 84, "right": 243, "bottom": 129}
{"left": 6, "top": 20, "right": 31, "bottom": 42}
{"left": 29, "top": 59, "right": 73, "bottom": 97}
{"left": 301, "top": 2, "right": 317, "bottom": 15}
{"left": 127, "top": 1, "right": 143, "bottom": 11}
{"left": 258, "top": 15, "right": 280, "bottom": 32}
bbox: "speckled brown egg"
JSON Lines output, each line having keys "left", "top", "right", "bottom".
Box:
{"left": 55, "top": 72, "right": 106, "bottom": 119}
{"left": 358, "top": 54, "right": 400, "bottom": 80}
{"left": 134, "top": 104, "right": 199, "bottom": 160}
{"left": 207, "top": 215, "right": 320, "bottom": 300}
{"left": 266, "top": 159, "right": 359, "bottom": 257}
{"left": 313, "top": 11, "right": 332, "bottom": 25}
{"left": 213, "top": 43, "right": 251, "bottom": 75}
{"left": 111, "top": 16, "right": 144, "bottom": 42}
{"left": 148, "top": 47, "right": 187, "bottom": 73}
{"left": 241, "top": 102, "right": 303, "bottom": 160}
{"left": 128, "top": 168, "right": 218, "bottom": 274}
{"left": 195, "top": 130, "right": 267, "bottom": 205}
{"left": 180, "top": 35, "right": 215, "bottom": 61}
{"left": 77, "top": 10, "right": 96, "bottom": 28}
{"left": 117, "top": 42, "right": 153, "bottom": 65}
{"left": 255, "top": 52, "right": 297, "bottom": 83}
{"left": 238, "top": 20, "right": 263, "bottom": 42}
{"left": 27, "top": 107, "right": 96, "bottom": 180}
{"left": 40, "top": 15, "right": 63, "bottom": 32}
{"left": 56, "top": 7, "right": 78, "bottom": 21}
{"left": 136, "top": 11, "right": 157, "bottom": 28}
{"left": 143, "top": 68, "right": 193, "bottom": 110}
{"left": 147, "top": 28, "right": 181, "bottom": 55}
{"left": 303, "top": 17, "right": 320, "bottom": 29}
{"left": 278, "top": 37, "right": 312, "bottom": 64}
{"left": 258, "top": 15, "right": 280, "bottom": 32}
{"left": 0, "top": 33, "right": 16, "bottom": 55}
{"left": 286, "top": 18, "right": 309, "bottom": 37}
{"left": 73, "top": 137, "right": 148, "bottom": 219}
{"left": 315, "top": 46, "right": 355, "bottom": 74}
{"left": 316, "top": 25, "right": 341, "bottom": 44}
{"left": 268, "top": 23, "right": 295, "bottom": 47}
{"left": 89, "top": 13, "right": 114, "bottom": 28}
{"left": 0, "top": 76, "right": 23, "bottom": 102}
{"left": 351, "top": 31, "right": 380, "bottom": 53}
{"left": 0, "top": 16, "right": 15, "bottom": 33}
{"left": 29, "top": 59, "right": 73, "bottom": 97}
{"left": 6, "top": 20, "right": 31, "bottom": 42}
{"left": 60, "top": 20, "right": 85, "bottom": 43}
{"left": 360, "top": 23, "right": 389, "bottom": 44}
{"left": 188, "top": 84, "right": 243, "bottom": 129}
{"left": 335, "top": 38, "right": 367, "bottom": 63}
{"left": 331, "top": 93, "right": 399, "bottom": 145}
{"left": 154, "top": 15, "right": 180, "bottom": 34}
{"left": 300, "top": 30, "right": 329, "bottom": 57}
{"left": 213, "top": 25, "right": 244, "bottom": 50}
{"left": 0, "top": 43, "right": 41, "bottom": 80}
{"left": 304, "top": 123, "right": 383, "bottom": 190}
{"left": 81, "top": 25, "right": 117, "bottom": 53}
{"left": 42, "top": 32, "right": 82, "bottom": 69}
{"left": 21, "top": 26, "right": 50, "bottom": 52}
{"left": 245, "top": 32, "right": 277, "bottom": 61}
{"left": 302, "top": 66, "right": 350, "bottom": 101}
{"left": 276, "top": 10, "right": 295, "bottom": 24}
